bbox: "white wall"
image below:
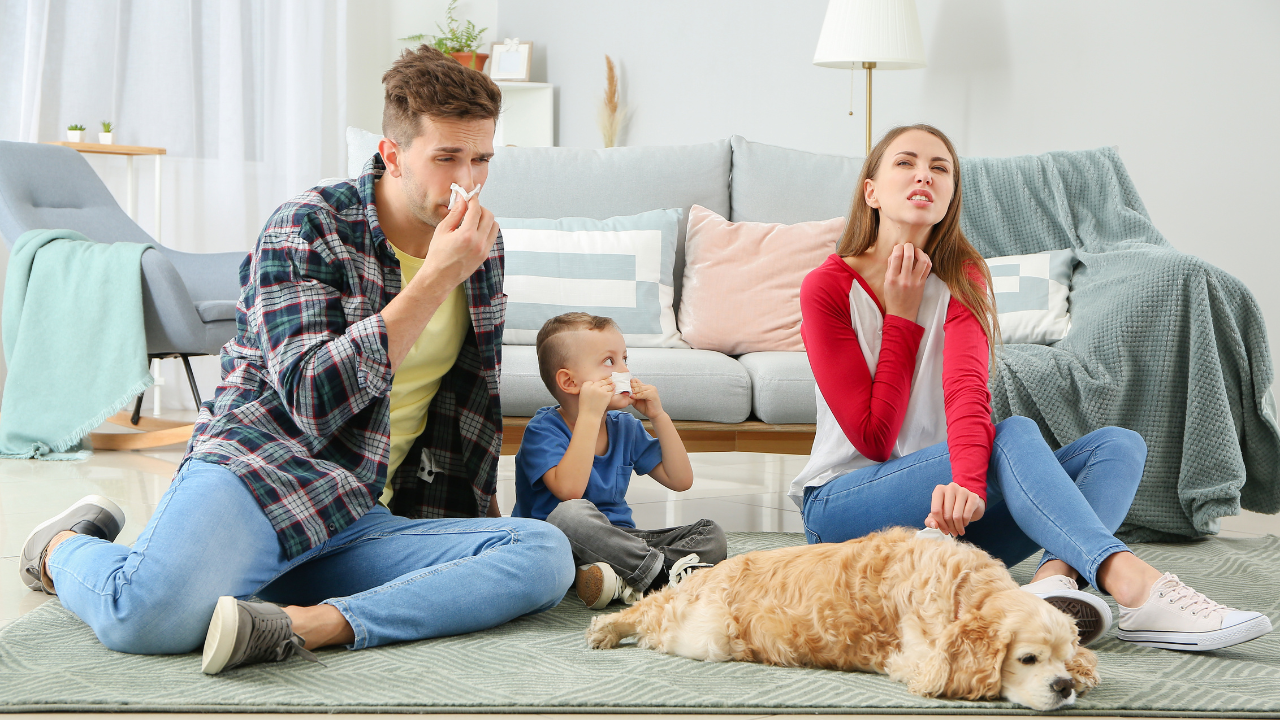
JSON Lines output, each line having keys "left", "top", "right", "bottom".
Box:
{"left": 494, "top": 0, "right": 1280, "bottom": 353}
{"left": 347, "top": 0, "right": 499, "bottom": 138}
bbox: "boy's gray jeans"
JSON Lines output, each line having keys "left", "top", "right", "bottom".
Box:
{"left": 545, "top": 499, "right": 727, "bottom": 592}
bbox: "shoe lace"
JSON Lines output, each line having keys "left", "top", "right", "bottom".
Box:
{"left": 668, "top": 553, "right": 714, "bottom": 589}
{"left": 1156, "top": 575, "right": 1229, "bottom": 618}
{"left": 616, "top": 583, "right": 642, "bottom": 605}
{"left": 243, "top": 611, "right": 323, "bottom": 667}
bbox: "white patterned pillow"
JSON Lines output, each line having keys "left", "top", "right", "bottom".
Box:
{"left": 497, "top": 209, "right": 688, "bottom": 348}
{"left": 986, "top": 249, "right": 1076, "bottom": 345}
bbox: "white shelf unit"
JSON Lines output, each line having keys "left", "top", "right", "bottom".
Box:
{"left": 494, "top": 82, "right": 554, "bottom": 147}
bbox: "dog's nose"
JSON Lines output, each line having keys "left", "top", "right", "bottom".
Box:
{"left": 1050, "top": 677, "right": 1074, "bottom": 699}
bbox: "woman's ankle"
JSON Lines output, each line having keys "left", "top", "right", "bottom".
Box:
{"left": 1032, "top": 559, "right": 1079, "bottom": 584}
{"left": 1097, "top": 551, "right": 1163, "bottom": 607}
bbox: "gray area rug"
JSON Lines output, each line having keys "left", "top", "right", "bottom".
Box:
{"left": 1, "top": 532, "right": 1278, "bottom": 715}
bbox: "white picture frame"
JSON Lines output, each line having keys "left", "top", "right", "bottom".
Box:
{"left": 489, "top": 40, "right": 533, "bottom": 81}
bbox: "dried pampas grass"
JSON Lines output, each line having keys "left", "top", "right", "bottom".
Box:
{"left": 598, "top": 54, "right": 626, "bottom": 148}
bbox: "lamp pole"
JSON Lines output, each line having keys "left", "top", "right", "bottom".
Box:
{"left": 863, "top": 61, "right": 875, "bottom": 155}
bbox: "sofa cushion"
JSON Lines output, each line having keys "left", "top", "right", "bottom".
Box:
{"left": 679, "top": 204, "right": 842, "bottom": 354}
{"left": 729, "top": 136, "right": 863, "bottom": 224}
{"left": 500, "top": 345, "right": 752, "bottom": 423}
{"left": 738, "top": 352, "right": 817, "bottom": 424}
{"left": 497, "top": 209, "right": 686, "bottom": 348}
{"left": 483, "top": 141, "right": 731, "bottom": 309}
{"left": 987, "top": 249, "right": 1076, "bottom": 344}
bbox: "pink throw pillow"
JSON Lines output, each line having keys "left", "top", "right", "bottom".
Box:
{"left": 678, "top": 205, "right": 844, "bottom": 354}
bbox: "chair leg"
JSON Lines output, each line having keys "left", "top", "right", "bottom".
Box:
{"left": 130, "top": 393, "right": 144, "bottom": 426}
{"left": 180, "top": 355, "right": 202, "bottom": 407}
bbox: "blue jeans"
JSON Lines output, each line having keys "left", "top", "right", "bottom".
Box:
{"left": 801, "top": 416, "right": 1146, "bottom": 590}
{"left": 47, "top": 460, "right": 575, "bottom": 654}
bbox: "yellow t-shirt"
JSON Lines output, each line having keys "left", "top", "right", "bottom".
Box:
{"left": 380, "top": 245, "right": 471, "bottom": 506}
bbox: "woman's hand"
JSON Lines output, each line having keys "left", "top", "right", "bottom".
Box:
{"left": 882, "top": 243, "right": 932, "bottom": 321}
{"left": 925, "top": 482, "right": 985, "bottom": 536}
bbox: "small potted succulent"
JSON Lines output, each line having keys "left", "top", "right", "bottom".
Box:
{"left": 66, "top": 124, "right": 86, "bottom": 142}
{"left": 98, "top": 121, "right": 114, "bottom": 145}
{"left": 400, "top": 0, "right": 489, "bottom": 71}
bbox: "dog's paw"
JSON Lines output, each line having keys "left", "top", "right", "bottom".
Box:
{"left": 586, "top": 615, "right": 622, "bottom": 649}
{"left": 1066, "top": 647, "right": 1100, "bottom": 694}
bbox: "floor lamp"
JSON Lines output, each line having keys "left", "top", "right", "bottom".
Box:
{"left": 813, "top": 0, "right": 926, "bottom": 155}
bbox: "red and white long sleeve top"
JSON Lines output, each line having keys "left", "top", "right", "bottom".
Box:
{"left": 790, "top": 254, "right": 995, "bottom": 505}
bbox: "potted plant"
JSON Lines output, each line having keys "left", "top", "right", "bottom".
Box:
{"left": 98, "top": 121, "right": 114, "bottom": 145}
{"left": 66, "top": 124, "right": 85, "bottom": 143}
{"left": 400, "top": 0, "right": 489, "bottom": 71}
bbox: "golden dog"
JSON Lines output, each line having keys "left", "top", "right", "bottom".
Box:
{"left": 586, "top": 527, "right": 1099, "bottom": 711}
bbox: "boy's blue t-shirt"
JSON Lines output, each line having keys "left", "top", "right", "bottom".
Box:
{"left": 513, "top": 406, "right": 664, "bottom": 528}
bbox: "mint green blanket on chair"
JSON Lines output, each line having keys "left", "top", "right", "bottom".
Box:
{"left": 959, "top": 148, "right": 1280, "bottom": 541}
{"left": 0, "top": 229, "right": 153, "bottom": 459}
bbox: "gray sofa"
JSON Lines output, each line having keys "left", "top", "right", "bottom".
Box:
{"left": 483, "top": 136, "right": 860, "bottom": 425}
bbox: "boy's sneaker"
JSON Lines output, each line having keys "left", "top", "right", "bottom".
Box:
{"left": 1116, "top": 573, "right": 1272, "bottom": 651}
{"left": 1021, "top": 575, "right": 1113, "bottom": 646}
{"left": 668, "top": 553, "right": 713, "bottom": 589}
{"left": 202, "top": 596, "right": 322, "bottom": 674}
{"left": 575, "top": 562, "right": 640, "bottom": 610}
{"left": 19, "top": 495, "right": 125, "bottom": 594}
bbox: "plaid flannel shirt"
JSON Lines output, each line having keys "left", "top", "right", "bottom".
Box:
{"left": 186, "top": 155, "right": 505, "bottom": 560}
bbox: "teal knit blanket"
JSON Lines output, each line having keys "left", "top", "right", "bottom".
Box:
{"left": 960, "top": 147, "right": 1280, "bottom": 541}
{"left": 0, "top": 229, "right": 153, "bottom": 459}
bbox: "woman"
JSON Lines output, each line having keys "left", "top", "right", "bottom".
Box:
{"left": 793, "top": 124, "right": 1270, "bottom": 652}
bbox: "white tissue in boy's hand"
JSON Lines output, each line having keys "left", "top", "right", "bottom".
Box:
{"left": 610, "top": 372, "right": 632, "bottom": 394}
{"left": 448, "top": 183, "right": 482, "bottom": 210}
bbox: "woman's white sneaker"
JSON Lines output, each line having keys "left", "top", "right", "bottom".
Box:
{"left": 1021, "top": 575, "right": 1113, "bottom": 646}
{"left": 1116, "top": 573, "right": 1272, "bottom": 651}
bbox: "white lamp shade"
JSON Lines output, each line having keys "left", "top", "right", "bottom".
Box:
{"left": 813, "top": 0, "right": 926, "bottom": 70}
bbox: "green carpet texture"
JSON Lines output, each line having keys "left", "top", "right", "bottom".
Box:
{"left": 1, "top": 532, "right": 1277, "bottom": 715}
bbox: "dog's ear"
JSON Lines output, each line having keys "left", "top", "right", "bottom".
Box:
{"left": 909, "top": 610, "right": 1009, "bottom": 701}
{"left": 1065, "top": 644, "right": 1099, "bottom": 694}
{"left": 946, "top": 609, "right": 1011, "bottom": 700}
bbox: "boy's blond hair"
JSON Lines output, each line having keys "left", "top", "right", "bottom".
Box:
{"left": 535, "top": 313, "right": 621, "bottom": 399}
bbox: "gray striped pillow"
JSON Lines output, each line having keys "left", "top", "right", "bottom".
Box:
{"left": 497, "top": 209, "right": 687, "bottom": 348}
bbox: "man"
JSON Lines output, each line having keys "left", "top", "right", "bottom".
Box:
{"left": 18, "top": 46, "right": 573, "bottom": 674}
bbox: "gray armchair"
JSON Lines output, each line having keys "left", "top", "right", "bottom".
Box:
{"left": 0, "top": 140, "right": 244, "bottom": 422}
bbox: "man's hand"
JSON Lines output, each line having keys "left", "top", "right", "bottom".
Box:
{"left": 882, "top": 242, "right": 932, "bottom": 321}
{"left": 629, "top": 378, "right": 665, "bottom": 419}
{"left": 578, "top": 378, "right": 616, "bottom": 420}
{"left": 925, "top": 482, "right": 985, "bottom": 536}
{"left": 419, "top": 194, "right": 499, "bottom": 290}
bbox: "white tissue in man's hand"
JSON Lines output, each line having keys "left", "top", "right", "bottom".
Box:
{"left": 448, "top": 183, "right": 482, "bottom": 210}
{"left": 610, "top": 372, "right": 632, "bottom": 394}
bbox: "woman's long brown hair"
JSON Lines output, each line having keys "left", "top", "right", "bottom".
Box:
{"left": 836, "top": 124, "right": 1000, "bottom": 364}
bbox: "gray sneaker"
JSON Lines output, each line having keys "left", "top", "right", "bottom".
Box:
{"left": 201, "top": 596, "right": 323, "bottom": 674}
{"left": 19, "top": 495, "right": 125, "bottom": 594}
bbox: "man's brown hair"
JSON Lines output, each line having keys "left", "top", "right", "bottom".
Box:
{"left": 535, "top": 313, "right": 621, "bottom": 399}
{"left": 381, "top": 44, "right": 502, "bottom": 147}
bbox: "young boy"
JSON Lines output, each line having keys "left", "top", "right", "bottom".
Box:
{"left": 513, "top": 313, "right": 727, "bottom": 609}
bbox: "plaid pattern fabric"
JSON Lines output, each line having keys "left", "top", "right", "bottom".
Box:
{"left": 186, "top": 155, "right": 505, "bottom": 559}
